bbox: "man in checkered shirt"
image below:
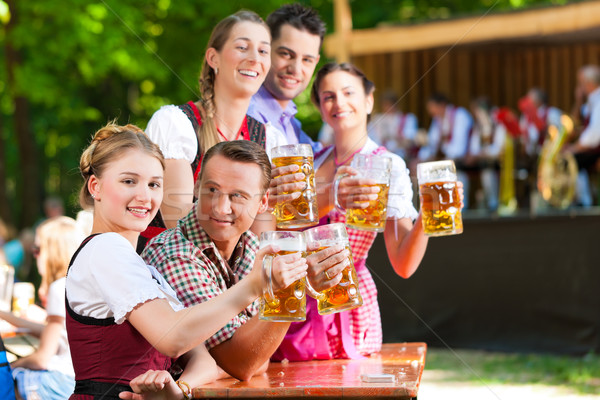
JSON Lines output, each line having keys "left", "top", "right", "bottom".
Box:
{"left": 143, "top": 140, "right": 347, "bottom": 381}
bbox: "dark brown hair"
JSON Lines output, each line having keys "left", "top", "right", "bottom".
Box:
{"left": 198, "top": 140, "right": 271, "bottom": 193}
{"left": 267, "top": 3, "right": 326, "bottom": 49}
{"left": 311, "top": 62, "right": 375, "bottom": 108}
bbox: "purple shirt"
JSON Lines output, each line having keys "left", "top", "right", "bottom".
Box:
{"left": 248, "top": 86, "right": 323, "bottom": 153}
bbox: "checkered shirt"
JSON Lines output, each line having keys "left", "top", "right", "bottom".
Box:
{"left": 142, "top": 204, "right": 259, "bottom": 349}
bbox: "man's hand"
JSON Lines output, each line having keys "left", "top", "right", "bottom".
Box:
{"left": 118, "top": 370, "right": 182, "bottom": 400}
{"left": 305, "top": 243, "right": 349, "bottom": 292}
{"left": 268, "top": 164, "right": 306, "bottom": 209}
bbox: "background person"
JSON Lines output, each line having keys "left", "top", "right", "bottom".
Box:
{"left": 368, "top": 89, "right": 419, "bottom": 162}
{"left": 418, "top": 92, "right": 473, "bottom": 207}
{"left": 567, "top": 65, "right": 600, "bottom": 207}
{"left": 3, "top": 216, "right": 84, "bottom": 400}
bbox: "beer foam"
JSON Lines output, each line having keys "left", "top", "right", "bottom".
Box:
{"left": 260, "top": 238, "right": 306, "bottom": 252}
{"left": 312, "top": 239, "right": 348, "bottom": 248}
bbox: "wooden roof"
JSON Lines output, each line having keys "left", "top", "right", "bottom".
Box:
{"left": 324, "top": 1, "right": 600, "bottom": 59}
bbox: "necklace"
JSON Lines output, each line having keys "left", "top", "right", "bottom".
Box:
{"left": 217, "top": 126, "right": 241, "bottom": 142}
{"left": 334, "top": 147, "right": 362, "bottom": 168}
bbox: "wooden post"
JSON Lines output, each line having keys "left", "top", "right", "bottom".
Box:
{"left": 332, "top": 0, "right": 352, "bottom": 63}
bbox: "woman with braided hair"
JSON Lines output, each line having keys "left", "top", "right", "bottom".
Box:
{"left": 142, "top": 10, "right": 285, "bottom": 247}
{"left": 66, "top": 123, "right": 302, "bottom": 399}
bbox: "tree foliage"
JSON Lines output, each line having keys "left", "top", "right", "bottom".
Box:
{"left": 0, "top": 0, "right": 566, "bottom": 230}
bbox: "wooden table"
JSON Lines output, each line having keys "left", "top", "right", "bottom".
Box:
{"left": 193, "top": 342, "right": 426, "bottom": 399}
{"left": 1, "top": 323, "right": 38, "bottom": 362}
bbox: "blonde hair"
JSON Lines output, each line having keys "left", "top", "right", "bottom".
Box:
{"left": 37, "top": 216, "right": 85, "bottom": 289}
{"left": 79, "top": 122, "right": 165, "bottom": 209}
{"left": 197, "top": 10, "right": 268, "bottom": 153}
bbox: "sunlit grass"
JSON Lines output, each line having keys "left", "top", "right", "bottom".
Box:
{"left": 426, "top": 348, "right": 600, "bottom": 395}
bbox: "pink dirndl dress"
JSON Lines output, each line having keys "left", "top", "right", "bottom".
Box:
{"left": 272, "top": 146, "right": 389, "bottom": 361}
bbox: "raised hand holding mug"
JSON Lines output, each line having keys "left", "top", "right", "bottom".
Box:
{"left": 304, "top": 223, "right": 363, "bottom": 315}
{"left": 417, "top": 160, "right": 463, "bottom": 236}
{"left": 259, "top": 231, "right": 308, "bottom": 322}
{"left": 333, "top": 153, "right": 392, "bottom": 232}
{"left": 271, "top": 144, "right": 319, "bottom": 229}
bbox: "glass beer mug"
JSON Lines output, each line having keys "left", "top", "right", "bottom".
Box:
{"left": 417, "top": 160, "right": 463, "bottom": 236}
{"left": 304, "top": 223, "right": 363, "bottom": 315}
{"left": 271, "top": 144, "right": 319, "bottom": 229}
{"left": 333, "top": 153, "right": 392, "bottom": 232}
{"left": 259, "top": 231, "right": 307, "bottom": 322}
{"left": 12, "top": 282, "right": 35, "bottom": 317}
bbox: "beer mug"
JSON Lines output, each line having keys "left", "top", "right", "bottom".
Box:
{"left": 12, "top": 282, "right": 34, "bottom": 317}
{"left": 259, "top": 231, "right": 307, "bottom": 322}
{"left": 417, "top": 160, "right": 463, "bottom": 236}
{"left": 333, "top": 153, "right": 392, "bottom": 232}
{"left": 304, "top": 223, "right": 363, "bottom": 315}
{"left": 0, "top": 264, "right": 15, "bottom": 312}
{"left": 271, "top": 144, "right": 319, "bottom": 229}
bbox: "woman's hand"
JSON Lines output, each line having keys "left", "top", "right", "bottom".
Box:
{"left": 457, "top": 180, "right": 465, "bottom": 209}
{"left": 118, "top": 370, "right": 183, "bottom": 400}
{"left": 334, "top": 166, "right": 379, "bottom": 210}
{"left": 305, "top": 243, "right": 348, "bottom": 292}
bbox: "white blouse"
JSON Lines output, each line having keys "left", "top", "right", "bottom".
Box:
{"left": 66, "top": 233, "right": 183, "bottom": 325}
{"left": 315, "top": 138, "right": 419, "bottom": 221}
{"left": 146, "top": 105, "right": 286, "bottom": 161}
{"left": 45, "top": 277, "right": 74, "bottom": 377}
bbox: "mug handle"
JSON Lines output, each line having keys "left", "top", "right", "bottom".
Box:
{"left": 263, "top": 255, "right": 279, "bottom": 307}
{"left": 304, "top": 276, "right": 326, "bottom": 301}
{"left": 333, "top": 172, "right": 349, "bottom": 213}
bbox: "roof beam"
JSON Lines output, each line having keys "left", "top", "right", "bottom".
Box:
{"left": 324, "top": 1, "right": 600, "bottom": 57}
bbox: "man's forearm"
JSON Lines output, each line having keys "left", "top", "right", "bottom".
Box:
{"left": 209, "top": 316, "right": 290, "bottom": 381}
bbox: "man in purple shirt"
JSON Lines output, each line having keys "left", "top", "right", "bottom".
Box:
{"left": 248, "top": 3, "right": 325, "bottom": 153}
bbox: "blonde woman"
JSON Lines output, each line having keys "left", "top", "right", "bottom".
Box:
{"left": 9, "top": 217, "right": 85, "bottom": 400}
{"left": 142, "top": 10, "right": 284, "bottom": 246}
{"left": 66, "top": 123, "right": 303, "bottom": 399}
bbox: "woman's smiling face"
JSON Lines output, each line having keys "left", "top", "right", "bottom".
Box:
{"left": 89, "top": 148, "right": 163, "bottom": 237}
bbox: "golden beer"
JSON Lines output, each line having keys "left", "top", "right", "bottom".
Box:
{"left": 260, "top": 254, "right": 307, "bottom": 321}
{"left": 307, "top": 244, "right": 363, "bottom": 315}
{"left": 419, "top": 181, "right": 463, "bottom": 236}
{"left": 259, "top": 232, "right": 307, "bottom": 322}
{"left": 271, "top": 143, "right": 319, "bottom": 229}
{"left": 12, "top": 282, "right": 34, "bottom": 317}
{"left": 333, "top": 153, "right": 392, "bottom": 232}
{"left": 345, "top": 183, "right": 390, "bottom": 232}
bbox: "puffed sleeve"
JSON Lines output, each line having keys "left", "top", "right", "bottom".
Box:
{"left": 264, "top": 122, "right": 287, "bottom": 161}
{"left": 88, "top": 233, "right": 184, "bottom": 324}
{"left": 146, "top": 105, "right": 198, "bottom": 163}
{"left": 387, "top": 153, "right": 419, "bottom": 220}
{"left": 46, "top": 278, "right": 66, "bottom": 319}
